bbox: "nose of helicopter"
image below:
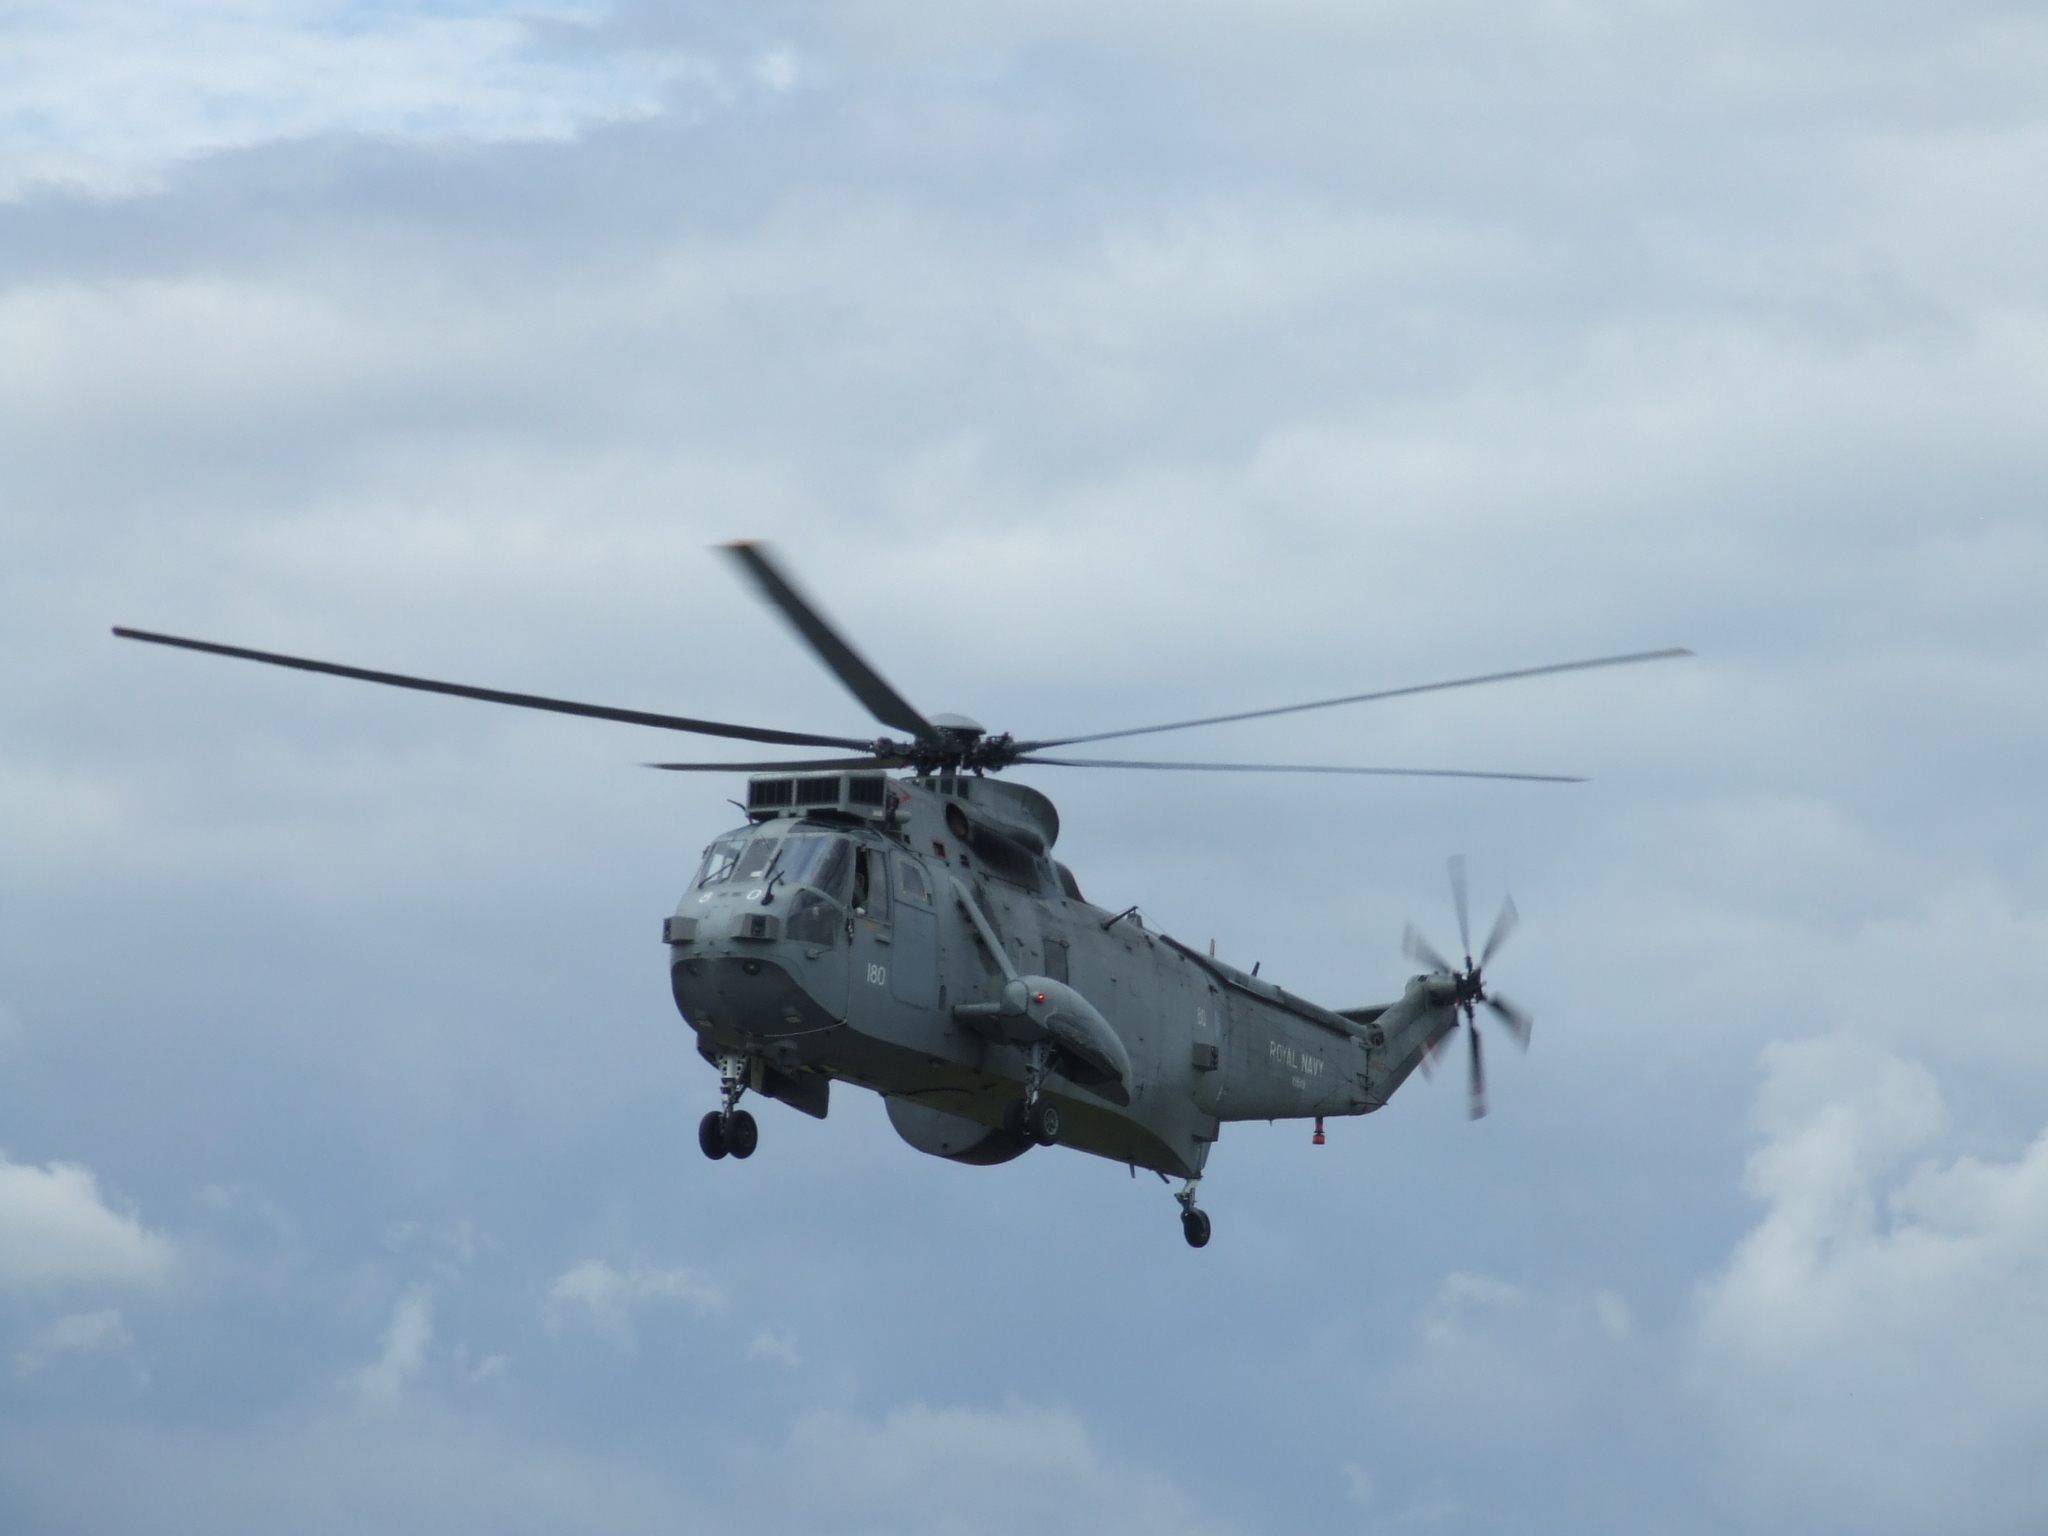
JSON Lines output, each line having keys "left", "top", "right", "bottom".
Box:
{"left": 667, "top": 885, "right": 845, "bottom": 1042}
{"left": 669, "top": 943, "right": 840, "bottom": 1040}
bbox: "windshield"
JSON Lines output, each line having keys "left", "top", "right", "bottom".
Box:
{"left": 734, "top": 836, "right": 780, "bottom": 884}
{"left": 692, "top": 832, "right": 749, "bottom": 888}
{"left": 694, "top": 827, "right": 858, "bottom": 903}
{"left": 777, "top": 835, "right": 853, "bottom": 900}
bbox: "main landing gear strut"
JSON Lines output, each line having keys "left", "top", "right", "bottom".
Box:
{"left": 1176, "top": 1178, "right": 1211, "bottom": 1248}
{"left": 699, "top": 1052, "right": 758, "bottom": 1161}
{"left": 1003, "top": 1042, "right": 1062, "bottom": 1148}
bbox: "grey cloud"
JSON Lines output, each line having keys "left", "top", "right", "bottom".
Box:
{"left": 347, "top": 1287, "right": 434, "bottom": 1408}
{"left": 1696, "top": 1037, "right": 2048, "bottom": 1534}
{"left": 0, "top": 1156, "right": 172, "bottom": 1288}
{"left": 14, "top": 1306, "right": 133, "bottom": 1374}
{"left": 547, "top": 1258, "right": 724, "bottom": 1352}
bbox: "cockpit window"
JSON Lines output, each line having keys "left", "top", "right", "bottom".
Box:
{"left": 733, "top": 837, "right": 780, "bottom": 884}
{"left": 779, "top": 835, "right": 855, "bottom": 948}
{"left": 778, "top": 835, "right": 853, "bottom": 902}
{"left": 693, "top": 834, "right": 748, "bottom": 888}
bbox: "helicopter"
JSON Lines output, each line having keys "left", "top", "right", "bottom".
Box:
{"left": 115, "top": 542, "right": 1686, "bottom": 1247}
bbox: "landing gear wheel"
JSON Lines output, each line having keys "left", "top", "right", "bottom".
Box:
{"left": 698, "top": 1111, "right": 729, "bottom": 1160}
{"left": 1181, "top": 1207, "right": 1212, "bottom": 1248}
{"left": 726, "top": 1109, "right": 759, "bottom": 1160}
{"left": 1028, "top": 1099, "right": 1062, "bottom": 1146}
{"left": 1003, "top": 1099, "right": 1033, "bottom": 1149}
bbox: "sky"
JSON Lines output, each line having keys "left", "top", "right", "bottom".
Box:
{"left": 3, "top": 2, "right": 2048, "bottom": 1531}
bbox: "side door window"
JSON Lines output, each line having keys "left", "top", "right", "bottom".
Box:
{"left": 894, "top": 855, "right": 931, "bottom": 908}
{"left": 852, "top": 847, "right": 891, "bottom": 923}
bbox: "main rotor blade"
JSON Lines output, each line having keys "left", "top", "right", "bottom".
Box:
{"left": 1014, "top": 756, "right": 1582, "bottom": 782}
{"left": 1483, "top": 993, "right": 1533, "bottom": 1049}
{"left": 646, "top": 755, "right": 905, "bottom": 772}
{"left": 1016, "top": 647, "right": 1692, "bottom": 752}
{"left": 1469, "top": 1021, "right": 1487, "bottom": 1120}
{"left": 1480, "top": 895, "right": 1520, "bottom": 967}
{"left": 1403, "top": 923, "right": 1454, "bottom": 974}
{"left": 1449, "top": 854, "right": 1471, "bottom": 959}
{"left": 112, "top": 629, "right": 873, "bottom": 750}
{"left": 721, "top": 542, "right": 933, "bottom": 738}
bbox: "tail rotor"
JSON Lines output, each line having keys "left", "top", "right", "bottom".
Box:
{"left": 1403, "top": 857, "right": 1533, "bottom": 1119}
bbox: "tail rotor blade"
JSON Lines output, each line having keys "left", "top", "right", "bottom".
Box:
{"left": 1468, "top": 1020, "right": 1487, "bottom": 1120}
{"left": 1480, "top": 895, "right": 1519, "bottom": 967}
{"left": 1449, "top": 855, "right": 1471, "bottom": 960}
{"left": 1404, "top": 923, "right": 1453, "bottom": 974}
{"left": 1484, "top": 993, "right": 1533, "bottom": 1049}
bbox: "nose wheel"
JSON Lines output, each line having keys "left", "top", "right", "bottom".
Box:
{"left": 699, "top": 1054, "right": 759, "bottom": 1161}
{"left": 698, "top": 1107, "right": 758, "bottom": 1160}
{"left": 1175, "top": 1178, "right": 1211, "bottom": 1248}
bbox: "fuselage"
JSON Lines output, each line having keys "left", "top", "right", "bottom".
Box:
{"left": 667, "top": 771, "right": 1458, "bottom": 1178}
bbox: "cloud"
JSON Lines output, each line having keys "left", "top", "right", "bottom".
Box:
{"left": 1592, "top": 1289, "right": 1632, "bottom": 1341}
{"left": 1696, "top": 1036, "right": 2048, "bottom": 1534}
{"left": 747, "top": 1328, "right": 801, "bottom": 1368}
{"left": 0, "top": 1156, "right": 172, "bottom": 1288}
{"left": 1340, "top": 1461, "right": 1377, "bottom": 1508}
{"left": 14, "top": 1307, "right": 133, "bottom": 1374}
{"left": 0, "top": 0, "right": 734, "bottom": 199}
{"left": 546, "top": 1259, "right": 723, "bottom": 1351}
{"left": 347, "top": 1287, "right": 432, "bottom": 1408}
{"left": 775, "top": 1401, "right": 1219, "bottom": 1536}
{"left": 1420, "top": 1270, "right": 1525, "bottom": 1349}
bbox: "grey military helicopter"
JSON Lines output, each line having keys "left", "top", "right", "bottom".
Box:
{"left": 115, "top": 543, "right": 1685, "bottom": 1247}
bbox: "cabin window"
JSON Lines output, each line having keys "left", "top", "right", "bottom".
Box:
{"left": 1043, "top": 937, "right": 1069, "bottom": 984}
{"left": 852, "top": 848, "right": 891, "bottom": 921}
{"left": 895, "top": 855, "right": 933, "bottom": 906}
{"left": 693, "top": 833, "right": 748, "bottom": 887}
